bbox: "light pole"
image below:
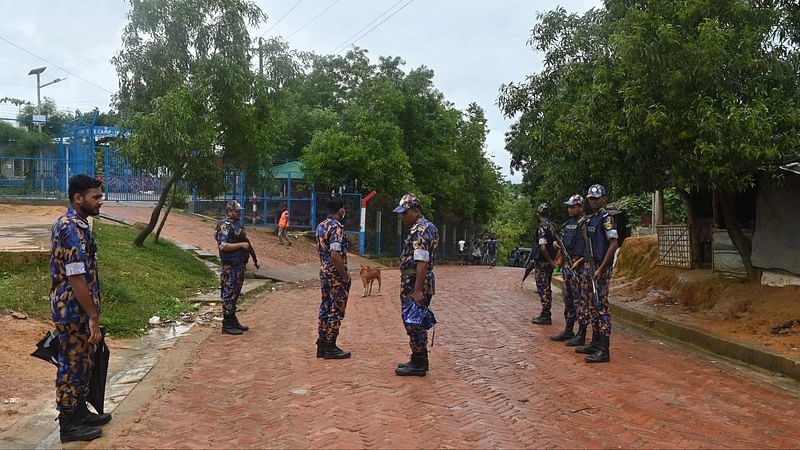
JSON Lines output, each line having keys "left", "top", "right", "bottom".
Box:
{"left": 27, "top": 66, "right": 65, "bottom": 192}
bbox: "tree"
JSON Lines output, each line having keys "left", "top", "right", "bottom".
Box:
{"left": 500, "top": 1, "right": 800, "bottom": 279}
{"left": 113, "top": 0, "right": 273, "bottom": 246}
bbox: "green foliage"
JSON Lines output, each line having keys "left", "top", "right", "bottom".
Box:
{"left": 489, "top": 183, "right": 538, "bottom": 263}
{"left": 0, "top": 222, "right": 215, "bottom": 337}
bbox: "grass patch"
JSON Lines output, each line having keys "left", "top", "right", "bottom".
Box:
{"left": 0, "top": 222, "right": 216, "bottom": 337}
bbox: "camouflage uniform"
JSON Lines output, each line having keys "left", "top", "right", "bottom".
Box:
{"left": 215, "top": 216, "right": 249, "bottom": 316}
{"left": 399, "top": 216, "right": 439, "bottom": 353}
{"left": 533, "top": 219, "right": 556, "bottom": 316}
{"left": 49, "top": 207, "right": 101, "bottom": 414}
{"left": 585, "top": 210, "right": 617, "bottom": 337}
{"left": 316, "top": 216, "right": 350, "bottom": 342}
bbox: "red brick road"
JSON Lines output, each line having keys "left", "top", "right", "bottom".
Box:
{"left": 101, "top": 266, "right": 800, "bottom": 448}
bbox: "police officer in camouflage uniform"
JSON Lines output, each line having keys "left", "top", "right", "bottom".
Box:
{"left": 215, "top": 200, "right": 252, "bottom": 335}
{"left": 394, "top": 193, "right": 439, "bottom": 377}
{"left": 315, "top": 197, "right": 352, "bottom": 359}
{"left": 551, "top": 194, "right": 588, "bottom": 345}
{"left": 575, "top": 184, "right": 617, "bottom": 363}
{"left": 49, "top": 174, "right": 111, "bottom": 443}
{"left": 531, "top": 203, "right": 558, "bottom": 325}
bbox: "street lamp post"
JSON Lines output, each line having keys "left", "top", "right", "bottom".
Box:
{"left": 27, "top": 66, "right": 65, "bottom": 193}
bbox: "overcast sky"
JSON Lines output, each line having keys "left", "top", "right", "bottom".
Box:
{"left": 0, "top": 0, "right": 602, "bottom": 182}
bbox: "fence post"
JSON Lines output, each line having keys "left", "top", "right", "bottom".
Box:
{"left": 287, "top": 172, "right": 292, "bottom": 227}
{"left": 104, "top": 147, "right": 110, "bottom": 200}
{"left": 239, "top": 171, "right": 245, "bottom": 226}
{"left": 310, "top": 181, "right": 317, "bottom": 230}
{"left": 376, "top": 210, "right": 382, "bottom": 256}
{"left": 262, "top": 190, "right": 268, "bottom": 225}
{"left": 442, "top": 223, "right": 447, "bottom": 260}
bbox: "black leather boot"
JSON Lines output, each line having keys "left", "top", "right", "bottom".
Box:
{"left": 550, "top": 321, "right": 575, "bottom": 341}
{"left": 586, "top": 335, "right": 611, "bottom": 363}
{"left": 316, "top": 338, "right": 324, "bottom": 358}
{"left": 531, "top": 308, "right": 552, "bottom": 325}
{"left": 397, "top": 353, "right": 429, "bottom": 371}
{"left": 395, "top": 351, "right": 427, "bottom": 376}
{"left": 322, "top": 338, "right": 351, "bottom": 359}
{"left": 565, "top": 324, "right": 587, "bottom": 346}
{"left": 78, "top": 401, "right": 111, "bottom": 427}
{"left": 232, "top": 314, "right": 249, "bottom": 331}
{"left": 59, "top": 412, "right": 102, "bottom": 443}
{"left": 575, "top": 330, "right": 600, "bottom": 354}
{"left": 222, "top": 315, "right": 243, "bottom": 335}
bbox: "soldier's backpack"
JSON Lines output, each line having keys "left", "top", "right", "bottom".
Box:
{"left": 606, "top": 208, "right": 631, "bottom": 247}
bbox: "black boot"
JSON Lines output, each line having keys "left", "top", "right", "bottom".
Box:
{"left": 586, "top": 335, "right": 611, "bottom": 363}
{"left": 77, "top": 401, "right": 111, "bottom": 427}
{"left": 565, "top": 324, "right": 587, "bottom": 346}
{"left": 232, "top": 314, "right": 249, "bottom": 331}
{"left": 59, "top": 412, "right": 102, "bottom": 443}
{"left": 222, "top": 315, "right": 243, "bottom": 335}
{"left": 316, "top": 338, "right": 324, "bottom": 358}
{"left": 575, "top": 330, "right": 600, "bottom": 354}
{"left": 531, "top": 308, "right": 552, "bottom": 325}
{"left": 397, "top": 353, "right": 429, "bottom": 371}
{"left": 322, "top": 338, "right": 351, "bottom": 359}
{"left": 395, "top": 351, "right": 428, "bottom": 376}
{"left": 550, "top": 321, "right": 575, "bottom": 341}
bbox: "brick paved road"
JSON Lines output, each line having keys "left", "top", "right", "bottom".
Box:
{"left": 100, "top": 267, "right": 800, "bottom": 448}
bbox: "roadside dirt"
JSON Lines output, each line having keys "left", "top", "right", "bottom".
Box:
{"left": 614, "top": 236, "right": 800, "bottom": 358}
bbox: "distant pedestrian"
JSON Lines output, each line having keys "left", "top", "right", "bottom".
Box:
{"left": 215, "top": 200, "right": 252, "bottom": 335}
{"left": 512, "top": 247, "right": 521, "bottom": 267}
{"left": 278, "top": 204, "right": 291, "bottom": 246}
{"left": 485, "top": 235, "right": 498, "bottom": 268}
{"left": 471, "top": 240, "right": 482, "bottom": 265}
{"left": 458, "top": 238, "right": 467, "bottom": 265}
{"left": 50, "top": 174, "right": 111, "bottom": 443}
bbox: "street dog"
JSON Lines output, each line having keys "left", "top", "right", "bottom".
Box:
{"left": 360, "top": 265, "right": 382, "bottom": 297}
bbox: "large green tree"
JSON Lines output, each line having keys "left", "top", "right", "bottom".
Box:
{"left": 500, "top": 0, "right": 800, "bottom": 279}
{"left": 113, "top": 0, "right": 273, "bottom": 246}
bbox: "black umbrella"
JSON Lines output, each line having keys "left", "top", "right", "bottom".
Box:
{"left": 31, "top": 330, "right": 59, "bottom": 366}
{"left": 521, "top": 254, "right": 535, "bottom": 284}
{"left": 89, "top": 327, "right": 110, "bottom": 415}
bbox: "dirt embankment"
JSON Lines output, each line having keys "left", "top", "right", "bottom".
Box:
{"left": 613, "top": 236, "right": 800, "bottom": 357}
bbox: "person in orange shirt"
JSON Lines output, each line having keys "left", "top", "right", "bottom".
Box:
{"left": 278, "top": 205, "right": 291, "bottom": 246}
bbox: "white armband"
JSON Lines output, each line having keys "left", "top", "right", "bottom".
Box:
{"left": 606, "top": 229, "right": 618, "bottom": 240}
{"left": 413, "top": 249, "right": 430, "bottom": 262}
{"left": 65, "top": 262, "right": 86, "bottom": 276}
{"left": 538, "top": 238, "right": 548, "bottom": 245}
{"left": 330, "top": 242, "right": 342, "bottom": 252}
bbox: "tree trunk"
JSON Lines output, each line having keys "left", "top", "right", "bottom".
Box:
{"left": 133, "top": 172, "right": 180, "bottom": 247}
{"left": 676, "top": 188, "right": 698, "bottom": 269}
{"left": 154, "top": 182, "right": 178, "bottom": 244}
{"left": 717, "top": 191, "right": 758, "bottom": 281}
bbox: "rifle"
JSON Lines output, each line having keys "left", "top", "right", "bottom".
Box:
{"left": 240, "top": 229, "right": 260, "bottom": 269}
{"left": 578, "top": 216, "right": 600, "bottom": 301}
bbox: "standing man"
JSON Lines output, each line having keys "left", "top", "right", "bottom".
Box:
{"left": 576, "top": 184, "right": 618, "bottom": 363}
{"left": 485, "top": 234, "right": 498, "bottom": 268}
{"left": 531, "top": 203, "right": 558, "bottom": 325}
{"left": 315, "top": 197, "right": 352, "bottom": 359}
{"left": 278, "top": 204, "right": 291, "bottom": 246}
{"left": 551, "top": 194, "right": 587, "bottom": 344}
{"left": 50, "top": 174, "right": 111, "bottom": 443}
{"left": 394, "top": 193, "right": 439, "bottom": 377}
{"left": 512, "top": 247, "right": 521, "bottom": 267}
{"left": 215, "top": 200, "right": 251, "bottom": 335}
{"left": 458, "top": 237, "right": 467, "bottom": 266}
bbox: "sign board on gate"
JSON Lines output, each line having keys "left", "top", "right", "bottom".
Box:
{"left": 32, "top": 114, "right": 47, "bottom": 123}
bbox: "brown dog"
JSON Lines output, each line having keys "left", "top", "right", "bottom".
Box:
{"left": 360, "top": 265, "right": 382, "bottom": 297}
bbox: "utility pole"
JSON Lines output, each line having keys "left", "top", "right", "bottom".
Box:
{"left": 28, "top": 66, "right": 65, "bottom": 193}
{"left": 258, "top": 37, "right": 264, "bottom": 77}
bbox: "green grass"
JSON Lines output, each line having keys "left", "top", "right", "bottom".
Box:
{"left": 0, "top": 222, "right": 216, "bottom": 337}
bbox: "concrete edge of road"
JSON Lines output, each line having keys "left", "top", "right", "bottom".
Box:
{"left": 551, "top": 276, "right": 800, "bottom": 381}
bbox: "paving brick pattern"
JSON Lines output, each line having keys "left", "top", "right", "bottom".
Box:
{"left": 105, "top": 267, "right": 800, "bottom": 448}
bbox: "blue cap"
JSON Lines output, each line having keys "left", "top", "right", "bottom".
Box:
{"left": 587, "top": 184, "right": 607, "bottom": 198}
{"left": 393, "top": 193, "right": 421, "bottom": 214}
{"left": 564, "top": 194, "right": 584, "bottom": 206}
